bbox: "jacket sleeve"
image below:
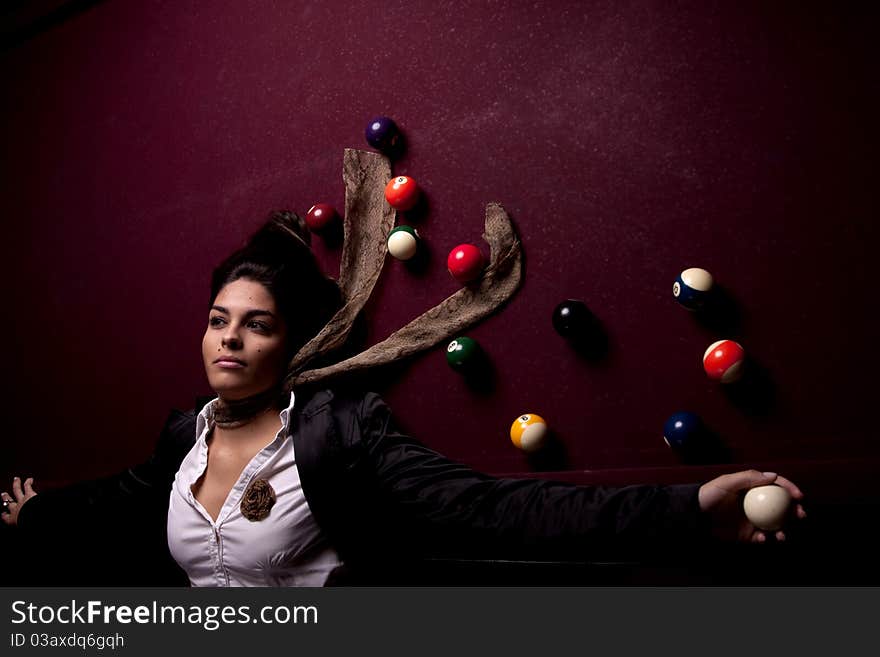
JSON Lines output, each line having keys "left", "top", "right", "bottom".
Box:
{"left": 355, "top": 392, "right": 712, "bottom": 561}
{"left": 14, "top": 408, "right": 195, "bottom": 585}
{"left": 17, "top": 408, "right": 194, "bottom": 534}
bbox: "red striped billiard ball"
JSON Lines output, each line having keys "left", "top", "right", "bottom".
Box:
{"left": 703, "top": 339, "right": 745, "bottom": 383}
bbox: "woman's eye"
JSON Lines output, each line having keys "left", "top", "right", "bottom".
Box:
{"left": 209, "top": 316, "right": 269, "bottom": 331}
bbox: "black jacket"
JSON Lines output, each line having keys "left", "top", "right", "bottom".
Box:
{"left": 17, "top": 388, "right": 710, "bottom": 585}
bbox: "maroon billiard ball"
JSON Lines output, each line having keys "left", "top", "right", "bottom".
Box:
{"left": 305, "top": 204, "right": 338, "bottom": 232}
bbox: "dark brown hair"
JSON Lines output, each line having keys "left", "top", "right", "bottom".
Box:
{"left": 209, "top": 211, "right": 343, "bottom": 360}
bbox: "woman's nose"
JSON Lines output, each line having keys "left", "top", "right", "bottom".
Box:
{"left": 221, "top": 330, "right": 241, "bottom": 349}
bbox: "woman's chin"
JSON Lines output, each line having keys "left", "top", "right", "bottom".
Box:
{"left": 208, "top": 379, "right": 255, "bottom": 400}
{"left": 208, "top": 378, "right": 283, "bottom": 401}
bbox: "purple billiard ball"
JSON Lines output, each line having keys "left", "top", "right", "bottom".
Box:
{"left": 365, "top": 116, "right": 400, "bottom": 153}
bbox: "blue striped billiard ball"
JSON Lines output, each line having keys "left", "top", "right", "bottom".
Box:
{"left": 673, "top": 267, "right": 714, "bottom": 310}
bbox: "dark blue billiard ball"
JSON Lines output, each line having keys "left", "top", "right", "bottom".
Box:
{"left": 663, "top": 411, "right": 704, "bottom": 451}
{"left": 552, "top": 299, "right": 593, "bottom": 338}
{"left": 365, "top": 116, "right": 400, "bottom": 153}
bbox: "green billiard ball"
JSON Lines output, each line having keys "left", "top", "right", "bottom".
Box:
{"left": 446, "top": 336, "right": 481, "bottom": 371}
{"left": 387, "top": 225, "right": 420, "bottom": 260}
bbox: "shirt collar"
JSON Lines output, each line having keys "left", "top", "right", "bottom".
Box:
{"left": 195, "top": 390, "right": 296, "bottom": 441}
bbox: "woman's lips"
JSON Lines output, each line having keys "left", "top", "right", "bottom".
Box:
{"left": 215, "top": 361, "right": 245, "bottom": 369}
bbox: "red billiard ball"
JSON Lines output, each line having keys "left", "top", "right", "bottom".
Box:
{"left": 447, "top": 244, "right": 484, "bottom": 283}
{"left": 305, "top": 204, "right": 338, "bottom": 232}
{"left": 703, "top": 339, "right": 745, "bottom": 383}
{"left": 384, "top": 176, "right": 420, "bottom": 211}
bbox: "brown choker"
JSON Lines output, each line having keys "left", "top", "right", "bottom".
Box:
{"left": 212, "top": 385, "right": 287, "bottom": 429}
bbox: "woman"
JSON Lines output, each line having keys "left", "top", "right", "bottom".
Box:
{"left": 2, "top": 212, "right": 807, "bottom": 586}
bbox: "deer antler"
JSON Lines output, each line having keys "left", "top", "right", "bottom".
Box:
{"left": 284, "top": 149, "right": 523, "bottom": 390}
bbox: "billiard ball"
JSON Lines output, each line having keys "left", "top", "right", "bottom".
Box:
{"left": 365, "top": 116, "right": 400, "bottom": 152}
{"left": 305, "top": 204, "right": 338, "bottom": 232}
{"left": 663, "top": 411, "right": 704, "bottom": 450}
{"left": 387, "top": 225, "right": 420, "bottom": 260}
{"left": 673, "top": 267, "right": 714, "bottom": 310}
{"left": 447, "top": 244, "right": 484, "bottom": 283}
{"left": 703, "top": 339, "right": 745, "bottom": 383}
{"left": 743, "top": 485, "right": 792, "bottom": 531}
{"left": 510, "top": 413, "right": 548, "bottom": 452}
{"left": 446, "top": 336, "right": 481, "bottom": 371}
{"left": 552, "top": 299, "right": 593, "bottom": 338}
{"left": 384, "top": 176, "right": 420, "bottom": 211}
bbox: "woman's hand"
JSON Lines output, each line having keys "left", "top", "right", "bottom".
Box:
{"left": 1, "top": 477, "right": 37, "bottom": 527}
{"left": 698, "top": 470, "right": 806, "bottom": 543}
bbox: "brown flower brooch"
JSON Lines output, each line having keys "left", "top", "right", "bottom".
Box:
{"left": 240, "top": 479, "right": 276, "bottom": 521}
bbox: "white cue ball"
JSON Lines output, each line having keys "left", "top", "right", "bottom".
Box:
{"left": 743, "top": 485, "right": 792, "bottom": 531}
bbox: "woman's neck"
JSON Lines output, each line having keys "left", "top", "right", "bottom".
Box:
{"left": 213, "top": 384, "right": 286, "bottom": 430}
{"left": 210, "top": 407, "right": 282, "bottom": 448}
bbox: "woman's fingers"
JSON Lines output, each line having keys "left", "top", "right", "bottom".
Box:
{"left": 772, "top": 474, "right": 804, "bottom": 500}
{"left": 23, "top": 477, "right": 35, "bottom": 497}
{"left": 716, "top": 470, "right": 775, "bottom": 494}
{"left": 11, "top": 477, "right": 23, "bottom": 502}
{"left": 1, "top": 490, "right": 16, "bottom": 525}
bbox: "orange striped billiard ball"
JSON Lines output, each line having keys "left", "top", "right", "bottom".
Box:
{"left": 510, "top": 413, "right": 548, "bottom": 452}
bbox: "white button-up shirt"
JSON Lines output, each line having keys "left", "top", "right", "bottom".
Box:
{"left": 167, "top": 391, "right": 342, "bottom": 586}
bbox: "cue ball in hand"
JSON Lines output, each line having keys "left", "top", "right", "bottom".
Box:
{"left": 743, "top": 485, "right": 792, "bottom": 531}
{"left": 510, "top": 414, "right": 548, "bottom": 452}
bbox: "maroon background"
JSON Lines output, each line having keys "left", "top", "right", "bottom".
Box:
{"left": 2, "top": 1, "right": 878, "bottom": 512}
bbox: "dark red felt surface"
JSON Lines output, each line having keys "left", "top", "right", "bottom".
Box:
{"left": 2, "top": 1, "right": 877, "bottom": 496}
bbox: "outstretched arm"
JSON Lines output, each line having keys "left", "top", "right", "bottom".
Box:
{"left": 14, "top": 407, "right": 195, "bottom": 533}
{"left": 356, "top": 393, "right": 713, "bottom": 561}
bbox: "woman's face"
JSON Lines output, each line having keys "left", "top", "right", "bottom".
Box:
{"left": 202, "top": 278, "right": 289, "bottom": 400}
